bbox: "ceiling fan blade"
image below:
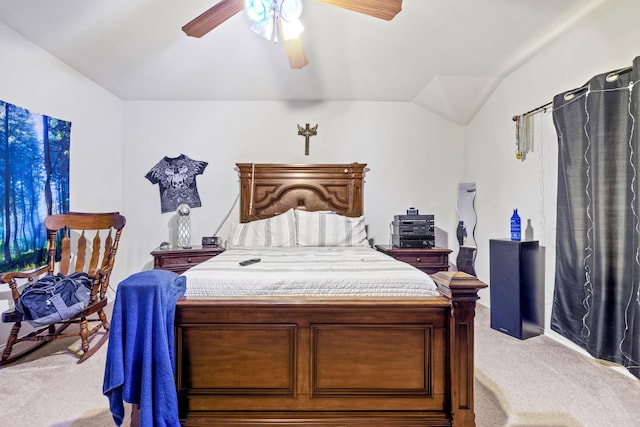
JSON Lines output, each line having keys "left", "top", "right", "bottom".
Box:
{"left": 182, "top": 0, "right": 245, "bottom": 38}
{"left": 282, "top": 35, "right": 309, "bottom": 69}
{"left": 316, "top": 0, "right": 402, "bottom": 20}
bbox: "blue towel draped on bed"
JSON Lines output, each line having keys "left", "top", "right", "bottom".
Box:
{"left": 103, "top": 269, "right": 186, "bottom": 427}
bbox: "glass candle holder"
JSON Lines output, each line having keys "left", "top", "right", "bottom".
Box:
{"left": 176, "top": 204, "right": 191, "bottom": 248}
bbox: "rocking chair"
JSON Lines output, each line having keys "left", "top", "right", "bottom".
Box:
{"left": 1, "top": 212, "right": 126, "bottom": 366}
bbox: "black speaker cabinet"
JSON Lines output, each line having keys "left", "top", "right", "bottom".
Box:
{"left": 489, "top": 239, "right": 542, "bottom": 339}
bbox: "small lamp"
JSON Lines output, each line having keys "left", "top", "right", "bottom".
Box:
{"left": 176, "top": 204, "right": 192, "bottom": 249}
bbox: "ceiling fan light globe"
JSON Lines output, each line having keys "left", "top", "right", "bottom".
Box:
{"left": 251, "top": 17, "right": 275, "bottom": 41}
{"left": 245, "top": 0, "right": 270, "bottom": 22}
{"left": 280, "top": 0, "right": 303, "bottom": 22}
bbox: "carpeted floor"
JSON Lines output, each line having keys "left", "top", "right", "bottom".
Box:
{"left": 0, "top": 328, "right": 132, "bottom": 427}
{"left": 0, "top": 303, "right": 639, "bottom": 426}
{"left": 474, "top": 304, "right": 640, "bottom": 427}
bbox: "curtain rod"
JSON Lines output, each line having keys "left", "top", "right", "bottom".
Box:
{"left": 512, "top": 65, "right": 635, "bottom": 121}
{"left": 512, "top": 101, "right": 553, "bottom": 121}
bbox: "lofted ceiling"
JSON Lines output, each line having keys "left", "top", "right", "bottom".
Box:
{"left": 0, "top": 0, "right": 618, "bottom": 124}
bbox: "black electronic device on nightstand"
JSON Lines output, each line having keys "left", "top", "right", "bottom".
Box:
{"left": 201, "top": 236, "right": 221, "bottom": 248}
{"left": 391, "top": 208, "right": 435, "bottom": 248}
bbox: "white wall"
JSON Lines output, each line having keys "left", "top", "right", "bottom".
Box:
{"left": 0, "top": 21, "right": 468, "bottom": 348}
{"left": 121, "top": 101, "right": 467, "bottom": 275}
{"left": 0, "top": 24, "right": 124, "bottom": 212}
{"left": 5, "top": 0, "right": 639, "bottom": 358}
{"left": 0, "top": 23, "right": 125, "bottom": 340}
{"left": 467, "top": 0, "right": 640, "bottom": 342}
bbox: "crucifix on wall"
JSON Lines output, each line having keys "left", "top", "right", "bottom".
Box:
{"left": 297, "top": 123, "right": 318, "bottom": 155}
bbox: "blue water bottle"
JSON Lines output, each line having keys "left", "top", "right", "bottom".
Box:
{"left": 510, "top": 209, "right": 521, "bottom": 241}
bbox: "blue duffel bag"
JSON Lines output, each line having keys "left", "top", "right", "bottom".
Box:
{"left": 15, "top": 272, "right": 93, "bottom": 327}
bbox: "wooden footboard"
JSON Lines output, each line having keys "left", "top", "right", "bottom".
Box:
{"left": 174, "top": 272, "right": 486, "bottom": 427}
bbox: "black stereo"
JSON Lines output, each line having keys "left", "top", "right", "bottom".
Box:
{"left": 392, "top": 235, "right": 435, "bottom": 248}
{"left": 391, "top": 212, "right": 435, "bottom": 248}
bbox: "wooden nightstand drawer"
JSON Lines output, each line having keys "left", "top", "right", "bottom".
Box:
{"left": 156, "top": 253, "right": 213, "bottom": 266}
{"left": 151, "top": 246, "right": 224, "bottom": 274}
{"left": 375, "top": 245, "right": 451, "bottom": 274}
{"left": 391, "top": 252, "right": 448, "bottom": 267}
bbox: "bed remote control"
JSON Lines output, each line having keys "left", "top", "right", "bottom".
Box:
{"left": 239, "top": 258, "right": 261, "bottom": 266}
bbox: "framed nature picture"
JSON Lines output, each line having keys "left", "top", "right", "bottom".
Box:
{"left": 0, "top": 100, "right": 71, "bottom": 272}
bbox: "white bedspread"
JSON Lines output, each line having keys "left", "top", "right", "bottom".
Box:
{"left": 182, "top": 246, "right": 440, "bottom": 297}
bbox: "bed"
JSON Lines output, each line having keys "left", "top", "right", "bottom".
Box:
{"left": 174, "top": 163, "right": 487, "bottom": 427}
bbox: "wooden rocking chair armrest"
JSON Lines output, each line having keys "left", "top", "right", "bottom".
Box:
{"left": 87, "top": 266, "right": 114, "bottom": 280}
{"left": 87, "top": 266, "right": 115, "bottom": 291}
{"left": 1, "top": 265, "right": 51, "bottom": 302}
{"left": 1, "top": 265, "right": 50, "bottom": 284}
{"left": 84, "top": 266, "right": 115, "bottom": 303}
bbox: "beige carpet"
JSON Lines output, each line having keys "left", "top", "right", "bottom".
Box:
{"left": 0, "top": 304, "right": 638, "bottom": 426}
{"left": 474, "top": 304, "right": 640, "bottom": 427}
{"left": 0, "top": 328, "right": 132, "bottom": 427}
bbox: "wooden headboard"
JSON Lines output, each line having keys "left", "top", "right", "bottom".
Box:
{"left": 236, "top": 163, "right": 366, "bottom": 223}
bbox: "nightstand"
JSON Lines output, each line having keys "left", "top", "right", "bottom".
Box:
{"left": 151, "top": 245, "right": 225, "bottom": 274}
{"left": 375, "top": 245, "right": 452, "bottom": 274}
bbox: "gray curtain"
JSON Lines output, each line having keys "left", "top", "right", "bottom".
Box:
{"left": 552, "top": 56, "right": 640, "bottom": 379}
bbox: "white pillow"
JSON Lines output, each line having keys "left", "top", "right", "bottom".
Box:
{"left": 295, "top": 209, "right": 369, "bottom": 247}
{"left": 229, "top": 208, "right": 296, "bottom": 247}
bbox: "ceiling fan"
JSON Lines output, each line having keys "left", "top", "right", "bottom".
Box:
{"left": 182, "top": 0, "right": 403, "bottom": 69}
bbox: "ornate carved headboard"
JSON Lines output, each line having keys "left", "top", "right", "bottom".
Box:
{"left": 236, "top": 163, "right": 366, "bottom": 223}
